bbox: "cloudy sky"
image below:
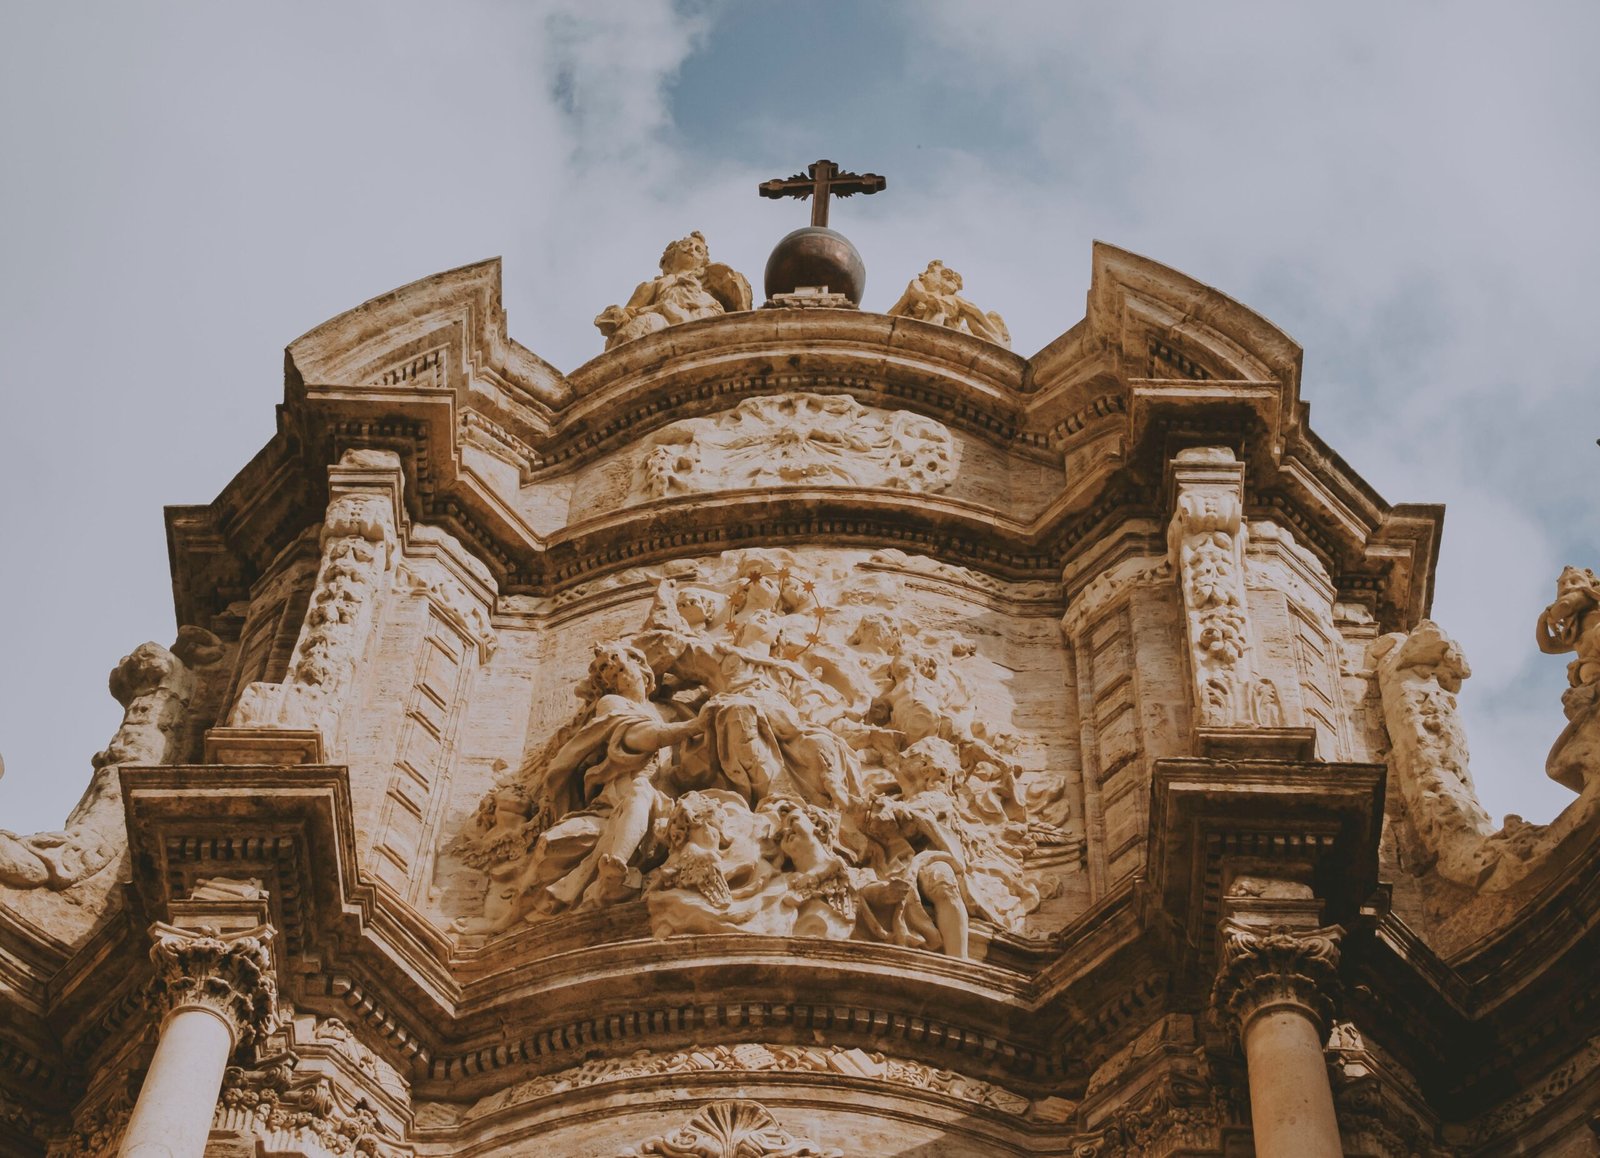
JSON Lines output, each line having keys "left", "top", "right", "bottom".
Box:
{"left": 1, "top": 2, "right": 1596, "bottom": 834}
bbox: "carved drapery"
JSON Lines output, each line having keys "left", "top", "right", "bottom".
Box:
{"left": 1211, "top": 919, "right": 1343, "bottom": 1038}
{"left": 146, "top": 922, "right": 279, "bottom": 1049}
{"left": 618, "top": 1100, "right": 840, "bottom": 1158}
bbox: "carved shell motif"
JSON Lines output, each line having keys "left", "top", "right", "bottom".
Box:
{"left": 619, "top": 1098, "right": 842, "bottom": 1158}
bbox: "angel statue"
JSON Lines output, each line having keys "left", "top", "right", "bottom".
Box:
{"left": 594, "top": 231, "right": 752, "bottom": 350}
{"left": 1537, "top": 565, "right": 1600, "bottom": 689}
{"left": 887, "top": 259, "right": 1011, "bottom": 348}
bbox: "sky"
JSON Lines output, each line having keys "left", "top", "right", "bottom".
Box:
{"left": 1, "top": 1, "right": 1597, "bottom": 834}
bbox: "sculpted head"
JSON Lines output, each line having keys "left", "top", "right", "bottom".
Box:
{"left": 1554, "top": 566, "right": 1600, "bottom": 612}
{"left": 666, "top": 790, "right": 722, "bottom": 847}
{"left": 588, "top": 641, "right": 655, "bottom": 701}
{"left": 923, "top": 259, "right": 962, "bottom": 294}
{"left": 894, "top": 737, "right": 961, "bottom": 795}
{"left": 676, "top": 587, "right": 721, "bottom": 629}
{"left": 660, "top": 231, "right": 709, "bottom": 275}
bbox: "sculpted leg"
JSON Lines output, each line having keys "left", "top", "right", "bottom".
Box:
{"left": 919, "top": 861, "right": 969, "bottom": 959}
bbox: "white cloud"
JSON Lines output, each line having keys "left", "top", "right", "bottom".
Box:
{"left": 1, "top": 1, "right": 1595, "bottom": 837}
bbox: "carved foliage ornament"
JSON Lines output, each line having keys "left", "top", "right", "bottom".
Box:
{"left": 466, "top": 1042, "right": 1031, "bottom": 1122}
{"left": 619, "top": 1100, "right": 841, "bottom": 1158}
{"left": 217, "top": 1050, "right": 405, "bottom": 1157}
{"left": 147, "top": 923, "right": 278, "bottom": 1048}
{"left": 632, "top": 392, "right": 959, "bottom": 500}
{"left": 1211, "top": 919, "right": 1343, "bottom": 1038}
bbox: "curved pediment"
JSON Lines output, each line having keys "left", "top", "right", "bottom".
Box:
{"left": 175, "top": 245, "right": 1438, "bottom": 632}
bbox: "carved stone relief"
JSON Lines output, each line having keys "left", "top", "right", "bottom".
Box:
{"left": 46, "top": 1082, "right": 136, "bottom": 1158}
{"left": 232, "top": 451, "right": 403, "bottom": 742}
{"left": 888, "top": 260, "right": 1011, "bottom": 348}
{"left": 630, "top": 392, "right": 959, "bottom": 500}
{"left": 146, "top": 923, "right": 279, "bottom": 1050}
{"left": 455, "top": 1042, "right": 1031, "bottom": 1125}
{"left": 618, "top": 1100, "right": 841, "bottom": 1158}
{"left": 1168, "top": 449, "right": 1261, "bottom": 729}
{"left": 451, "top": 549, "right": 1073, "bottom": 955}
{"left": 211, "top": 1007, "right": 411, "bottom": 1155}
{"left": 595, "top": 232, "right": 752, "bottom": 350}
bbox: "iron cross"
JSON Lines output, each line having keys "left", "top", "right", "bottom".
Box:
{"left": 759, "top": 159, "right": 886, "bottom": 228}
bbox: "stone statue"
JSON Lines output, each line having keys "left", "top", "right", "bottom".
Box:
{"left": 594, "top": 232, "right": 752, "bottom": 350}
{"left": 518, "top": 642, "right": 707, "bottom": 917}
{"left": 451, "top": 551, "right": 1055, "bottom": 955}
{"left": 0, "top": 627, "right": 222, "bottom": 893}
{"left": 887, "top": 260, "right": 1010, "bottom": 347}
{"left": 1539, "top": 565, "right": 1600, "bottom": 792}
{"left": 1537, "top": 565, "right": 1600, "bottom": 688}
{"left": 1372, "top": 607, "right": 1600, "bottom": 893}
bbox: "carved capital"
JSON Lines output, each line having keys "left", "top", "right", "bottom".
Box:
{"left": 146, "top": 923, "right": 278, "bottom": 1049}
{"left": 1212, "top": 919, "right": 1343, "bottom": 1039}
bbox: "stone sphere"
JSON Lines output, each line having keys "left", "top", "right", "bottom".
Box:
{"left": 763, "top": 227, "right": 866, "bottom": 305}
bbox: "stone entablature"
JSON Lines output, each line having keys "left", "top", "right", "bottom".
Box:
{"left": 3, "top": 240, "right": 1598, "bottom": 1157}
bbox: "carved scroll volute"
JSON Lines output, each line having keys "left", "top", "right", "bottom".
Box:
{"left": 230, "top": 449, "right": 403, "bottom": 745}
{"left": 1168, "top": 448, "right": 1257, "bottom": 728}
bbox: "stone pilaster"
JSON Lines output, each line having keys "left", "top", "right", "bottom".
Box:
{"left": 1212, "top": 916, "right": 1344, "bottom": 1158}
{"left": 1168, "top": 447, "right": 1262, "bottom": 729}
{"left": 228, "top": 449, "right": 403, "bottom": 746}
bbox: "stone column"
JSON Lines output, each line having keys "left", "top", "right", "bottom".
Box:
{"left": 119, "top": 923, "right": 277, "bottom": 1158}
{"left": 1212, "top": 917, "right": 1345, "bottom": 1158}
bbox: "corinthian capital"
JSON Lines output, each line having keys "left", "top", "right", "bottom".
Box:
{"left": 1212, "top": 919, "right": 1343, "bottom": 1040}
{"left": 146, "top": 922, "right": 279, "bottom": 1049}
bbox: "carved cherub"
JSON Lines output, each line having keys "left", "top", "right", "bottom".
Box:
{"left": 887, "top": 260, "right": 1010, "bottom": 348}
{"left": 1537, "top": 565, "right": 1600, "bottom": 688}
{"left": 654, "top": 791, "right": 736, "bottom": 910}
{"left": 594, "top": 232, "right": 752, "bottom": 350}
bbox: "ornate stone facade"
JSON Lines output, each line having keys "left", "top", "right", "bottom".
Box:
{"left": 3, "top": 238, "right": 1599, "bottom": 1156}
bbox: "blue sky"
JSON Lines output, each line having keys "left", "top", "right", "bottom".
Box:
{"left": 2, "top": 1, "right": 1597, "bottom": 833}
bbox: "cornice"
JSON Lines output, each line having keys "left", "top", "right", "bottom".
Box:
{"left": 165, "top": 246, "right": 1442, "bottom": 635}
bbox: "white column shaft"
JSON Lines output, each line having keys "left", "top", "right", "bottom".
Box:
{"left": 119, "top": 1006, "right": 233, "bottom": 1158}
{"left": 1242, "top": 1005, "right": 1343, "bottom": 1158}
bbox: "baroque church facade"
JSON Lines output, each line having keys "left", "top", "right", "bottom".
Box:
{"left": 3, "top": 207, "right": 1600, "bottom": 1156}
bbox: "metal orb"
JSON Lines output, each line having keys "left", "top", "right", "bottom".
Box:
{"left": 763, "top": 227, "right": 867, "bottom": 305}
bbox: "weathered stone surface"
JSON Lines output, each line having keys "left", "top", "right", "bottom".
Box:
{"left": 5, "top": 241, "right": 1598, "bottom": 1157}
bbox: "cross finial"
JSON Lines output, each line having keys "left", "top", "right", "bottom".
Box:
{"left": 759, "top": 159, "right": 886, "bottom": 228}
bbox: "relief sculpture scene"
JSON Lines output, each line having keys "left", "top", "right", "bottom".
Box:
{"left": 453, "top": 551, "right": 1076, "bottom": 956}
